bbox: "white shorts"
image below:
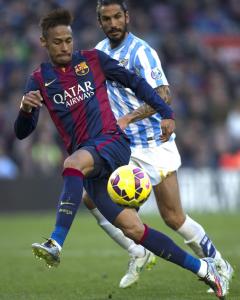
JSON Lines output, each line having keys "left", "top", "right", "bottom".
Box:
{"left": 129, "top": 140, "right": 181, "bottom": 186}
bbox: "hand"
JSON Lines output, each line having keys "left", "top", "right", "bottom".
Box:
{"left": 20, "top": 90, "right": 43, "bottom": 113}
{"left": 117, "top": 115, "right": 131, "bottom": 131}
{"left": 160, "top": 119, "right": 175, "bottom": 142}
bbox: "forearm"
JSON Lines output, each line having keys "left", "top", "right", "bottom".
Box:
{"left": 155, "top": 85, "right": 172, "bottom": 105}
{"left": 123, "top": 85, "right": 172, "bottom": 124}
{"left": 14, "top": 109, "right": 38, "bottom": 139}
{"left": 123, "top": 104, "right": 155, "bottom": 124}
{"left": 14, "top": 90, "right": 42, "bottom": 139}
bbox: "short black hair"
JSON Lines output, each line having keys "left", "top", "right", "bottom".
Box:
{"left": 39, "top": 8, "right": 73, "bottom": 38}
{"left": 96, "top": 0, "right": 128, "bottom": 20}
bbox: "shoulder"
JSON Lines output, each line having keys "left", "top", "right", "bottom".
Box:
{"left": 80, "top": 48, "right": 107, "bottom": 61}
{"left": 31, "top": 62, "right": 53, "bottom": 80}
{"left": 134, "top": 35, "right": 158, "bottom": 56}
{"left": 95, "top": 38, "right": 108, "bottom": 50}
{"left": 78, "top": 49, "right": 110, "bottom": 66}
{"left": 73, "top": 49, "right": 100, "bottom": 61}
{"left": 30, "top": 66, "right": 43, "bottom": 85}
{"left": 129, "top": 33, "right": 154, "bottom": 51}
{"left": 128, "top": 33, "right": 159, "bottom": 60}
{"left": 31, "top": 66, "right": 42, "bottom": 77}
{"left": 24, "top": 66, "right": 42, "bottom": 91}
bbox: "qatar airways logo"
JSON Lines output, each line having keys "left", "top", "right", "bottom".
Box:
{"left": 53, "top": 81, "right": 94, "bottom": 107}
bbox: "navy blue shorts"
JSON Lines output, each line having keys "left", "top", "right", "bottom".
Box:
{"left": 81, "top": 132, "right": 131, "bottom": 223}
{"left": 84, "top": 178, "right": 124, "bottom": 223}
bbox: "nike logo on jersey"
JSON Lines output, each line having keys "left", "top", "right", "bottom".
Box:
{"left": 45, "top": 79, "right": 56, "bottom": 87}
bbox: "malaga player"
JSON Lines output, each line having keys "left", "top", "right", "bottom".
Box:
{"left": 81, "top": 0, "right": 233, "bottom": 290}
{"left": 14, "top": 8, "right": 229, "bottom": 298}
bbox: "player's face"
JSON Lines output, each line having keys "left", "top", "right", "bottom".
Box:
{"left": 41, "top": 25, "right": 73, "bottom": 66}
{"left": 98, "top": 4, "right": 129, "bottom": 47}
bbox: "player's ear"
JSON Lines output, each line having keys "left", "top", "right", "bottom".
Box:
{"left": 98, "top": 17, "right": 103, "bottom": 29}
{"left": 125, "top": 11, "right": 130, "bottom": 24}
{"left": 40, "top": 36, "right": 47, "bottom": 48}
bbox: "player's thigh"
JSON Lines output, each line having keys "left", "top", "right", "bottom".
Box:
{"left": 81, "top": 145, "right": 111, "bottom": 178}
{"left": 154, "top": 171, "right": 184, "bottom": 217}
{"left": 84, "top": 178, "right": 124, "bottom": 224}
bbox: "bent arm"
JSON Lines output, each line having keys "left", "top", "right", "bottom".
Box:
{"left": 116, "top": 85, "right": 175, "bottom": 142}
{"left": 14, "top": 89, "right": 43, "bottom": 139}
{"left": 121, "top": 85, "right": 172, "bottom": 124}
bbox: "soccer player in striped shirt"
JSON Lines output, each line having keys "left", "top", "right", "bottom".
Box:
{"left": 14, "top": 8, "right": 228, "bottom": 298}
{"left": 83, "top": 0, "right": 233, "bottom": 292}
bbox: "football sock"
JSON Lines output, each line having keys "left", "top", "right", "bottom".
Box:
{"left": 197, "top": 259, "right": 208, "bottom": 278}
{"left": 177, "top": 215, "right": 221, "bottom": 259}
{"left": 51, "top": 168, "right": 84, "bottom": 247}
{"left": 128, "top": 243, "right": 146, "bottom": 258}
{"left": 91, "top": 208, "right": 145, "bottom": 257}
{"left": 140, "top": 224, "right": 201, "bottom": 274}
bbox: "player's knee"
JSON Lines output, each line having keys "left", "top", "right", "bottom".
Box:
{"left": 63, "top": 156, "right": 78, "bottom": 170}
{"left": 162, "top": 212, "right": 185, "bottom": 231}
{"left": 63, "top": 157, "right": 90, "bottom": 175}
{"left": 121, "top": 222, "right": 144, "bottom": 242}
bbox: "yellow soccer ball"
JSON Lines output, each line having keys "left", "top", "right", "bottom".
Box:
{"left": 107, "top": 165, "right": 152, "bottom": 208}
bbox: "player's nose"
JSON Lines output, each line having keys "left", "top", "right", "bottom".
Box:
{"left": 61, "top": 42, "right": 69, "bottom": 51}
{"left": 109, "top": 17, "right": 119, "bottom": 27}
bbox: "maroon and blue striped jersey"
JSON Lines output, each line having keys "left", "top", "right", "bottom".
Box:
{"left": 14, "top": 49, "right": 173, "bottom": 154}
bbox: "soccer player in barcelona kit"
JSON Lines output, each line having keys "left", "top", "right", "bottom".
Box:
{"left": 14, "top": 8, "right": 229, "bottom": 299}
{"left": 82, "top": 0, "right": 233, "bottom": 291}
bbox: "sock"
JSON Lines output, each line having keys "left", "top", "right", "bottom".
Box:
{"left": 197, "top": 259, "right": 208, "bottom": 278}
{"left": 51, "top": 168, "right": 84, "bottom": 247}
{"left": 140, "top": 224, "right": 201, "bottom": 274}
{"left": 91, "top": 208, "right": 145, "bottom": 257}
{"left": 177, "top": 215, "right": 222, "bottom": 259}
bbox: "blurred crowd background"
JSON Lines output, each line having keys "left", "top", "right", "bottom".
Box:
{"left": 0, "top": 0, "right": 240, "bottom": 179}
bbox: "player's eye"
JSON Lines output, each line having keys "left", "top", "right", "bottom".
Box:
{"left": 115, "top": 13, "right": 122, "bottom": 19}
{"left": 101, "top": 16, "right": 110, "bottom": 22}
{"left": 53, "top": 40, "right": 61, "bottom": 45}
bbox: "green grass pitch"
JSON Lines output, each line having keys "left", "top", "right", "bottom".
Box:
{"left": 0, "top": 212, "right": 239, "bottom": 300}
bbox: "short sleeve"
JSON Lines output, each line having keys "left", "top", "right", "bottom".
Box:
{"left": 134, "top": 46, "right": 168, "bottom": 88}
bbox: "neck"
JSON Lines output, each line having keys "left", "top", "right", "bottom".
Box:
{"left": 110, "top": 32, "right": 129, "bottom": 49}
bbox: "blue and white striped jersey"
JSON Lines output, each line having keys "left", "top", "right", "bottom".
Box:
{"left": 96, "top": 32, "right": 175, "bottom": 148}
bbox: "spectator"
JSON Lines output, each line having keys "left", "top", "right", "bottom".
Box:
{"left": 1, "top": 0, "right": 239, "bottom": 175}
{"left": 0, "top": 137, "right": 19, "bottom": 179}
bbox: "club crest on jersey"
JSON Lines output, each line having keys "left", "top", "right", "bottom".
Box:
{"left": 151, "top": 67, "right": 162, "bottom": 80}
{"left": 74, "top": 62, "right": 89, "bottom": 76}
{"left": 118, "top": 58, "right": 128, "bottom": 67}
